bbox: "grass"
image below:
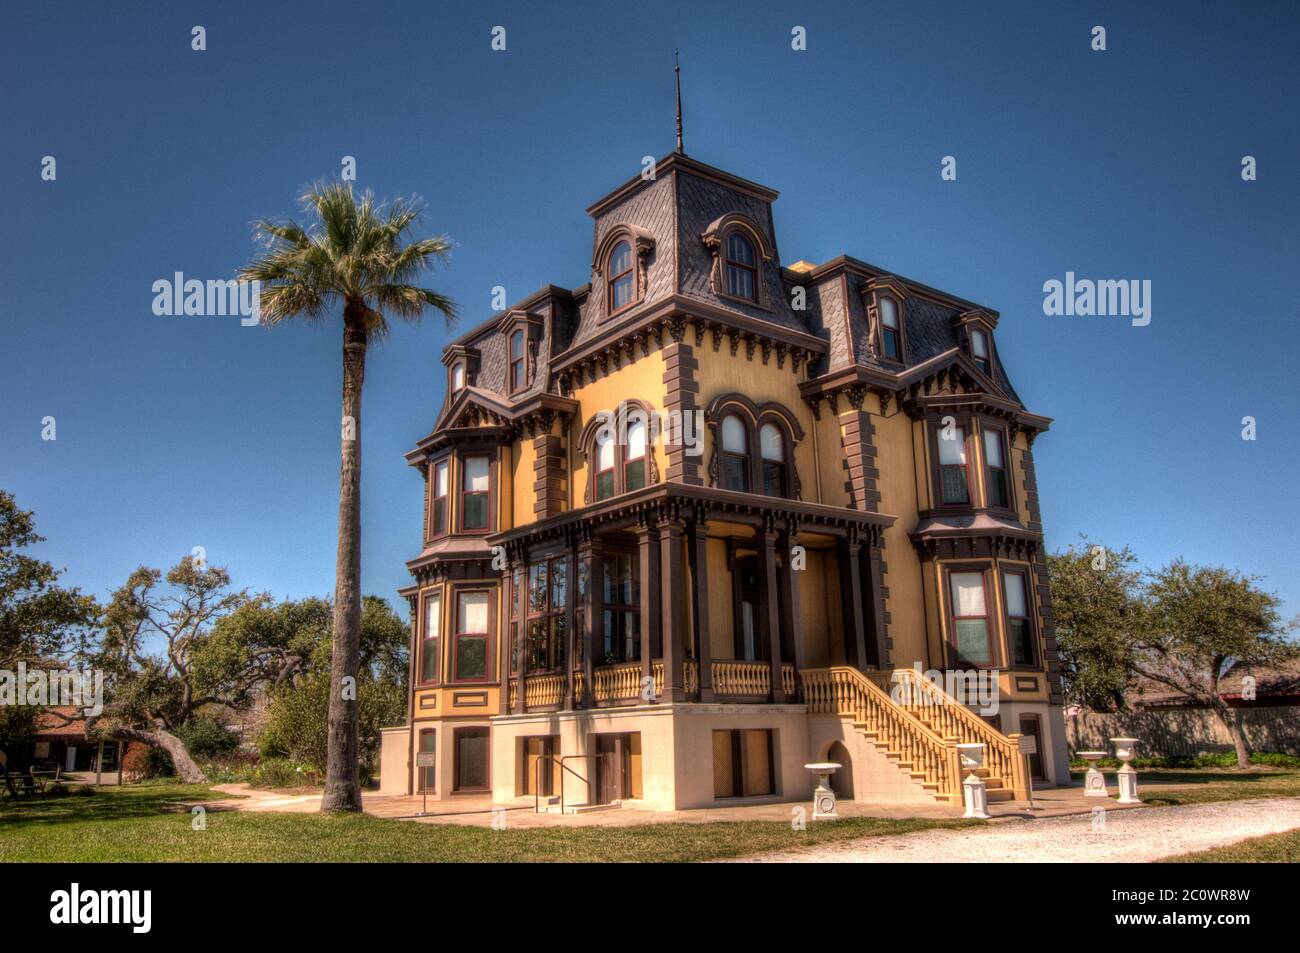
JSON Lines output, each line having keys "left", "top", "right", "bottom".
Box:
{"left": 1163, "top": 829, "right": 1300, "bottom": 862}
{"left": 0, "top": 784, "right": 977, "bottom": 862}
{"left": 1070, "top": 767, "right": 1300, "bottom": 807}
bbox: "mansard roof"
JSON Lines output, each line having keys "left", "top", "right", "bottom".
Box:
{"left": 426, "top": 153, "right": 1037, "bottom": 425}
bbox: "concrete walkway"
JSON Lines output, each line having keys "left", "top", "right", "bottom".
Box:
{"left": 729, "top": 797, "right": 1300, "bottom": 863}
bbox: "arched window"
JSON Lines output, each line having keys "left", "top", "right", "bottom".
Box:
{"left": 879, "top": 297, "right": 902, "bottom": 361}
{"left": 720, "top": 414, "right": 751, "bottom": 491}
{"left": 624, "top": 415, "right": 647, "bottom": 491}
{"left": 594, "top": 429, "right": 616, "bottom": 500}
{"left": 509, "top": 330, "right": 526, "bottom": 392}
{"left": 760, "top": 422, "right": 787, "bottom": 497}
{"left": 723, "top": 231, "right": 758, "bottom": 301}
{"left": 970, "top": 329, "right": 991, "bottom": 375}
{"left": 451, "top": 362, "right": 465, "bottom": 392}
{"left": 608, "top": 240, "right": 634, "bottom": 313}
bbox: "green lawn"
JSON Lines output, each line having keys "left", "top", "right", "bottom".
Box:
{"left": 1163, "top": 829, "right": 1300, "bottom": 862}
{"left": 1070, "top": 768, "right": 1300, "bottom": 807}
{"left": 0, "top": 784, "right": 977, "bottom": 862}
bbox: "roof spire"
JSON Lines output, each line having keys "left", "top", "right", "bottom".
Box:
{"left": 674, "top": 50, "right": 685, "bottom": 155}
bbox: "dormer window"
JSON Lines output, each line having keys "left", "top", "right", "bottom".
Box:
{"left": 451, "top": 362, "right": 466, "bottom": 393}
{"left": 971, "top": 329, "right": 991, "bottom": 375}
{"left": 724, "top": 232, "right": 758, "bottom": 302}
{"left": 509, "top": 330, "right": 526, "bottom": 393}
{"left": 720, "top": 414, "right": 751, "bottom": 491}
{"left": 879, "top": 297, "right": 902, "bottom": 362}
{"left": 608, "top": 241, "right": 634, "bottom": 314}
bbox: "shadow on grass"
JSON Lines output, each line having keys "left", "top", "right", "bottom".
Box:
{"left": 0, "top": 784, "right": 224, "bottom": 829}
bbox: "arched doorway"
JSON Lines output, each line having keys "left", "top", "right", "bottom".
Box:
{"left": 827, "top": 742, "right": 853, "bottom": 799}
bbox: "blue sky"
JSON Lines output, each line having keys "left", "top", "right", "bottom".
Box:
{"left": 2, "top": 0, "right": 1297, "bottom": 623}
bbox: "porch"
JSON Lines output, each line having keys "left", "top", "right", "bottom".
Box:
{"left": 491, "top": 482, "right": 897, "bottom": 715}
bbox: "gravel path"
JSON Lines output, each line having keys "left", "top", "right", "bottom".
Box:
{"left": 731, "top": 798, "right": 1300, "bottom": 863}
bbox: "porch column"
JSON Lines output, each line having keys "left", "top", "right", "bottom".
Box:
{"left": 582, "top": 540, "right": 601, "bottom": 708}
{"left": 636, "top": 519, "right": 661, "bottom": 695}
{"left": 659, "top": 519, "right": 687, "bottom": 703}
{"left": 687, "top": 517, "right": 714, "bottom": 702}
{"left": 839, "top": 537, "right": 869, "bottom": 671}
{"left": 866, "top": 542, "right": 890, "bottom": 668}
{"left": 757, "top": 526, "right": 786, "bottom": 703}
{"left": 511, "top": 556, "right": 528, "bottom": 714}
{"left": 778, "top": 523, "right": 805, "bottom": 676}
{"left": 563, "top": 541, "right": 578, "bottom": 711}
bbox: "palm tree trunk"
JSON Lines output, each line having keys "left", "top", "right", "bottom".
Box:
{"left": 322, "top": 303, "right": 367, "bottom": 812}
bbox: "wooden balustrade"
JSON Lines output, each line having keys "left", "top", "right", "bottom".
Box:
{"left": 510, "top": 660, "right": 799, "bottom": 708}
{"left": 802, "top": 667, "right": 962, "bottom": 801}
{"left": 887, "top": 667, "right": 1028, "bottom": 799}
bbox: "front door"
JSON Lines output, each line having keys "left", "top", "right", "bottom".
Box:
{"left": 596, "top": 734, "right": 625, "bottom": 804}
{"left": 1019, "top": 715, "right": 1045, "bottom": 781}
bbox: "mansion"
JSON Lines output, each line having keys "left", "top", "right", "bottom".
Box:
{"left": 378, "top": 149, "right": 1069, "bottom": 811}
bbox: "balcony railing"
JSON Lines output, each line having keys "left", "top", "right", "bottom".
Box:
{"left": 508, "top": 659, "right": 799, "bottom": 709}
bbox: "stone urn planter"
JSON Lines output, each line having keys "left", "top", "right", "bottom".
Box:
{"left": 955, "top": 743, "right": 989, "bottom": 818}
{"left": 1109, "top": 737, "right": 1142, "bottom": 804}
{"left": 1078, "top": 751, "right": 1110, "bottom": 798}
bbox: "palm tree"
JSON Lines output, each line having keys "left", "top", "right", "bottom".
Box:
{"left": 240, "top": 181, "right": 457, "bottom": 811}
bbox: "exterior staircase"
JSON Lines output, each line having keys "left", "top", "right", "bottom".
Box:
{"left": 802, "top": 666, "right": 1028, "bottom": 805}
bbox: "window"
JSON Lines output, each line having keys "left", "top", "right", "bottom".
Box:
{"left": 451, "top": 362, "right": 465, "bottom": 393}
{"left": 759, "top": 423, "right": 787, "bottom": 497}
{"left": 419, "top": 591, "right": 442, "bottom": 683}
{"left": 879, "top": 297, "right": 902, "bottom": 361}
{"left": 453, "top": 590, "right": 490, "bottom": 681}
{"left": 526, "top": 557, "right": 568, "bottom": 673}
{"left": 418, "top": 730, "right": 436, "bottom": 793}
{"left": 723, "top": 231, "right": 758, "bottom": 301}
{"left": 601, "top": 553, "right": 639, "bottom": 664}
{"left": 937, "top": 425, "right": 970, "bottom": 505}
{"left": 608, "top": 240, "right": 634, "bottom": 313}
{"left": 509, "top": 330, "right": 527, "bottom": 392}
{"left": 430, "top": 459, "right": 449, "bottom": 536}
{"left": 949, "top": 571, "right": 993, "bottom": 666}
{"left": 594, "top": 429, "right": 616, "bottom": 501}
{"left": 733, "top": 556, "right": 767, "bottom": 662}
{"left": 971, "top": 329, "right": 991, "bottom": 375}
{"left": 712, "top": 729, "right": 773, "bottom": 798}
{"left": 460, "top": 455, "right": 490, "bottom": 531}
{"left": 624, "top": 415, "right": 648, "bottom": 492}
{"left": 983, "top": 428, "right": 1010, "bottom": 509}
{"left": 1003, "top": 571, "right": 1035, "bottom": 666}
{"left": 509, "top": 566, "right": 523, "bottom": 674}
{"left": 454, "top": 726, "right": 490, "bottom": 791}
{"left": 720, "top": 415, "right": 751, "bottom": 491}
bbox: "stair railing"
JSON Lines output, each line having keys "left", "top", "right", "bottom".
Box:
{"left": 802, "top": 667, "right": 962, "bottom": 801}
{"left": 887, "top": 667, "right": 1028, "bottom": 799}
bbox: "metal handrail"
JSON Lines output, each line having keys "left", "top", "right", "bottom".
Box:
{"left": 534, "top": 754, "right": 598, "bottom": 815}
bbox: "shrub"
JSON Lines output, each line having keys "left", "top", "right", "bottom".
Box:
{"left": 260, "top": 674, "right": 405, "bottom": 775}
{"left": 1070, "top": 751, "right": 1300, "bottom": 770}
{"left": 177, "top": 716, "right": 240, "bottom": 759}
{"left": 250, "top": 757, "right": 320, "bottom": 789}
{"left": 120, "top": 742, "right": 174, "bottom": 781}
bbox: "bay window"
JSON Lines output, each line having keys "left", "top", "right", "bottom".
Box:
{"left": 1003, "top": 571, "right": 1035, "bottom": 666}
{"left": 430, "top": 458, "right": 449, "bottom": 536}
{"left": 949, "top": 570, "right": 994, "bottom": 666}
{"left": 460, "top": 455, "right": 490, "bottom": 531}
{"left": 937, "top": 425, "right": 970, "bottom": 505}
{"left": 983, "top": 428, "right": 1010, "bottom": 509}
{"left": 419, "top": 590, "right": 442, "bottom": 684}
{"left": 453, "top": 590, "right": 491, "bottom": 681}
